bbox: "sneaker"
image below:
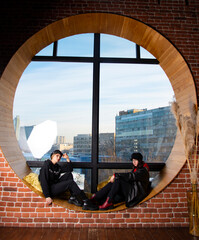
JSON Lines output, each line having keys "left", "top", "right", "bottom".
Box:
{"left": 68, "top": 195, "right": 83, "bottom": 207}
{"left": 90, "top": 193, "right": 99, "bottom": 204}
{"left": 82, "top": 199, "right": 99, "bottom": 211}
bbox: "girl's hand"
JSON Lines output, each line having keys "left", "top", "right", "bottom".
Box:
{"left": 62, "top": 153, "right": 70, "bottom": 162}
{"left": 109, "top": 175, "right": 115, "bottom": 183}
{"left": 46, "top": 197, "right": 53, "bottom": 205}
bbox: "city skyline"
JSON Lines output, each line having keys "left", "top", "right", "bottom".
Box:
{"left": 14, "top": 104, "right": 174, "bottom": 146}
{"left": 15, "top": 105, "right": 176, "bottom": 166}
{"left": 13, "top": 33, "right": 174, "bottom": 143}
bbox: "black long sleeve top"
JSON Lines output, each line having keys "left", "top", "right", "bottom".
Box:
{"left": 39, "top": 159, "right": 73, "bottom": 198}
{"left": 114, "top": 163, "right": 150, "bottom": 207}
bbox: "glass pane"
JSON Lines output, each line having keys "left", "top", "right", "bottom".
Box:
{"left": 36, "top": 43, "right": 53, "bottom": 56}
{"left": 98, "top": 169, "right": 130, "bottom": 186}
{"left": 31, "top": 167, "right": 40, "bottom": 175}
{"left": 149, "top": 171, "right": 159, "bottom": 181}
{"left": 99, "top": 63, "right": 176, "bottom": 163}
{"left": 100, "top": 34, "right": 136, "bottom": 58}
{"left": 13, "top": 62, "right": 93, "bottom": 162}
{"left": 140, "top": 47, "right": 155, "bottom": 59}
{"left": 57, "top": 33, "right": 94, "bottom": 57}
{"left": 73, "top": 168, "right": 91, "bottom": 193}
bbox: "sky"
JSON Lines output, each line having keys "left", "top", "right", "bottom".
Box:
{"left": 13, "top": 33, "right": 174, "bottom": 143}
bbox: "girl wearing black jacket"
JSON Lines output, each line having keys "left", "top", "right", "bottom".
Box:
{"left": 39, "top": 150, "right": 98, "bottom": 210}
{"left": 91, "top": 152, "right": 150, "bottom": 210}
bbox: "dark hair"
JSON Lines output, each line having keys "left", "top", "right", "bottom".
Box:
{"left": 131, "top": 152, "right": 143, "bottom": 161}
{"left": 50, "top": 150, "right": 63, "bottom": 159}
{"left": 131, "top": 152, "right": 144, "bottom": 168}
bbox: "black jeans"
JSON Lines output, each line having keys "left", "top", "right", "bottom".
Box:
{"left": 95, "top": 179, "right": 129, "bottom": 203}
{"left": 50, "top": 172, "right": 81, "bottom": 197}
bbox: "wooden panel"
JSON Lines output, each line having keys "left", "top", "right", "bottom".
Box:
{"left": 0, "top": 13, "right": 196, "bottom": 211}
{"left": 0, "top": 227, "right": 193, "bottom": 240}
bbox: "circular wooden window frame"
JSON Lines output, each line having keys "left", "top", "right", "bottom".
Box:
{"left": 0, "top": 13, "right": 196, "bottom": 212}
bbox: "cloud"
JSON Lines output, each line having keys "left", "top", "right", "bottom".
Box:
{"left": 13, "top": 35, "right": 174, "bottom": 141}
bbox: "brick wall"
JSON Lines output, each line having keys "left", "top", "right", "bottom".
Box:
{"left": 0, "top": 0, "right": 199, "bottom": 228}
{"left": 0, "top": 148, "right": 191, "bottom": 228}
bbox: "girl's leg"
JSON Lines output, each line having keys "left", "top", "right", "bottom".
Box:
{"left": 107, "top": 179, "right": 121, "bottom": 201}
{"left": 50, "top": 173, "right": 81, "bottom": 197}
{"left": 108, "top": 178, "right": 130, "bottom": 202}
{"left": 99, "top": 179, "right": 128, "bottom": 210}
{"left": 94, "top": 182, "right": 113, "bottom": 201}
{"left": 59, "top": 172, "right": 73, "bottom": 181}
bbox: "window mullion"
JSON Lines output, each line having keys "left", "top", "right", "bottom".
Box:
{"left": 91, "top": 33, "right": 100, "bottom": 193}
{"left": 53, "top": 41, "right": 58, "bottom": 57}
{"left": 136, "top": 44, "right": 140, "bottom": 59}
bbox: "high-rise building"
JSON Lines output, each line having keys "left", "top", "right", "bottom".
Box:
{"left": 99, "top": 133, "right": 115, "bottom": 161}
{"left": 115, "top": 106, "right": 177, "bottom": 162}
{"left": 56, "top": 136, "right": 66, "bottom": 144}
{"left": 73, "top": 133, "right": 115, "bottom": 157}
{"left": 73, "top": 134, "right": 92, "bottom": 155}
{"left": 13, "top": 115, "right": 20, "bottom": 141}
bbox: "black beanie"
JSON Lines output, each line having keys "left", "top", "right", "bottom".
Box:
{"left": 50, "top": 149, "right": 63, "bottom": 158}
{"left": 131, "top": 152, "right": 143, "bottom": 162}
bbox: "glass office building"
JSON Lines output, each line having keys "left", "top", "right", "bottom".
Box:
{"left": 115, "top": 106, "right": 177, "bottom": 162}
{"left": 73, "top": 133, "right": 114, "bottom": 159}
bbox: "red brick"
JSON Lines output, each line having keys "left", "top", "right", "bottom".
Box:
{"left": 3, "top": 187, "right": 17, "bottom": 192}
{"left": 21, "top": 213, "right": 30, "bottom": 218}
{"left": 5, "top": 178, "right": 18, "bottom": 182}
{"left": 79, "top": 219, "right": 94, "bottom": 223}
{"left": 46, "top": 213, "right": 54, "bottom": 218}
{"left": 18, "top": 218, "right": 33, "bottom": 222}
{"left": 5, "top": 207, "right": 20, "bottom": 212}
{"left": 2, "top": 218, "right": 18, "bottom": 222}
{"left": 65, "top": 218, "right": 79, "bottom": 223}
{"left": 38, "top": 213, "right": 46, "bottom": 218}
{"left": 69, "top": 213, "right": 77, "bottom": 218}
{"left": 36, "top": 208, "right": 51, "bottom": 212}
{"left": 123, "top": 213, "right": 130, "bottom": 218}
{"left": 2, "top": 197, "right": 16, "bottom": 202}
{"left": 125, "top": 218, "right": 140, "bottom": 223}
{"left": 0, "top": 212, "right": 6, "bottom": 217}
{"left": 34, "top": 218, "right": 49, "bottom": 222}
{"left": 21, "top": 208, "right": 35, "bottom": 212}
{"left": 98, "top": 213, "right": 108, "bottom": 218}
{"left": 96, "top": 218, "right": 110, "bottom": 223}
{"left": 49, "top": 218, "right": 64, "bottom": 223}
{"left": 51, "top": 207, "right": 65, "bottom": 212}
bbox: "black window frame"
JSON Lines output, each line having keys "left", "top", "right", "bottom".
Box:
{"left": 27, "top": 33, "right": 164, "bottom": 193}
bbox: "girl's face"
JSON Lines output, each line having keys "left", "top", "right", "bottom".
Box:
{"left": 51, "top": 153, "right": 62, "bottom": 164}
{"left": 132, "top": 159, "right": 139, "bottom": 167}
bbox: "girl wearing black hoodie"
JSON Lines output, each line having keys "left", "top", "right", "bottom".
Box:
{"left": 39, "top": 150, "right": 98, "bottom": 211}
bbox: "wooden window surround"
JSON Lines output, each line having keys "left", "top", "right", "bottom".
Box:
{"left": 0, "top": 13, "right": 196, "bottom": 211}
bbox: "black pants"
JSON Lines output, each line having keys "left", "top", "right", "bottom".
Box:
{"left": 50, "top": 172, "right": 81, "bottom": 198}
{"left": 95, "top": 179, "right": 129, "bottom": 203}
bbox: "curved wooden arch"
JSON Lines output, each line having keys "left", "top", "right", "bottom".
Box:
{"left": 0, "top": 13, "right": 196, "bottom": 211}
